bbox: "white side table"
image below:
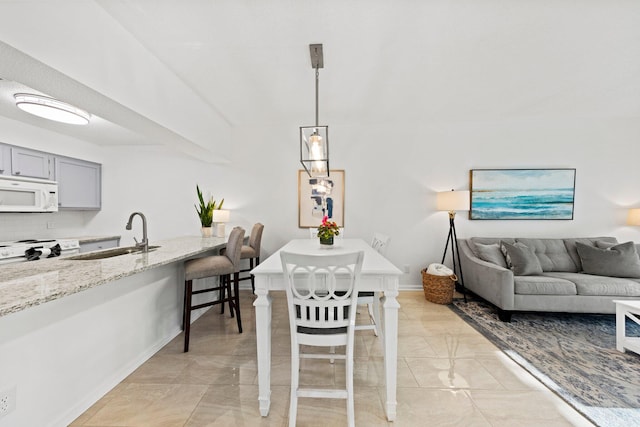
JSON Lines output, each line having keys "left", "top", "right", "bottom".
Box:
{"left": 613, "top": 300, "right": 640, "bottom": 355}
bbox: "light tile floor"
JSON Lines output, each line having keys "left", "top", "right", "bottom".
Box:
{"left": 71, "top": 291, "right": 595, "bottom": 426}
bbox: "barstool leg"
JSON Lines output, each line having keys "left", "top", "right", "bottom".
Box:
{"left": 233, "top": 271, "right": 243, "bottom": 333}
{"left": 220, "top": 275, "right": 226, "bottom": 314}
{"left": 227, "top": 274, "right": 235, "bottom": 318}
{"left": 251, "top": 257, "right": 259, "bottom": 293}
{"left": 183, "top": 279, "right": 193, "bottom": 353}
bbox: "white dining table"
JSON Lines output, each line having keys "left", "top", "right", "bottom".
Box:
{"left": 251, "top": 238, "right": 403, "bottom": 421}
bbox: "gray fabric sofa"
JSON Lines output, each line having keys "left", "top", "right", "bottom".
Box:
{"left": 458, "top": 237, "right": 640, "bottom": 321}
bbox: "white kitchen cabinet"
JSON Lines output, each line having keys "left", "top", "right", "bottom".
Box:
{"left": 55, "top": 156, "right": 102, "bottom": 210}
{"left": 0, "top": 144, "right": 9, "bottom": 175}
{"left": 79, "top": 237, "right": 120, "bottom": 253}
{"left": 10, "top": 146, "right": 52, "bottom": 179}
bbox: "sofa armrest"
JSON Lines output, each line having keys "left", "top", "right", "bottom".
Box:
{"left": 459, "top": 240, "right": 515, "bottom": 310}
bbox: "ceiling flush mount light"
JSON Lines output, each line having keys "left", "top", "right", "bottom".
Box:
{"left": 14, "top": 93, "right": 90, "bottom": 125}
{"left": 300, "top": 44, "right": 329, "bottom": 178}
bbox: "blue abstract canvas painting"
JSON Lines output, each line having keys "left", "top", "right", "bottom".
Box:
{"left": 470, "top": 169, "right": 576, "bottom": 220}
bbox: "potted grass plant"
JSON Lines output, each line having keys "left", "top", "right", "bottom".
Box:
{"left": 195, "top": 185, "right": 224, "bottom": 237}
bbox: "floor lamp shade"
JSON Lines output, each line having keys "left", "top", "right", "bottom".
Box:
{"left": 437, "top": 190, "right": 470, "bottom": 212}
{"left": 628, "top": 208, "right": 640, "bottom": 226}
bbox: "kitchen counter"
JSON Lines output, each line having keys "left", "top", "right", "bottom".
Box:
{"left": 0, "top": 235, "right": 228, "bottom": 318}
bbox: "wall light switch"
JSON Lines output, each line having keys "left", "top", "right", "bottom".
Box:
{"left": 403, "top": 264, "right": 410, "bottom": 274}
{"left": 47, "top": 221, "right": 55, "bottom": 229}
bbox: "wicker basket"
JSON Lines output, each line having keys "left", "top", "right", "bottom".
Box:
{"left": 421, "top": 269, "right": 457, "bottom": 304}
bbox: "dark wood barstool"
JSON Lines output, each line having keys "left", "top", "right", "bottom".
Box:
{"left": 221, "top": 223, "right": 264, "bottom": 293}
{"left": 183, "top": 227, "right": 245, "bottom": 352}
{"left": 240, "top": 223, "right": 264, "bottom": 293}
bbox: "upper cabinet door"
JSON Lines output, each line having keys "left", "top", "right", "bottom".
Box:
{"left": 0, "top": 144, "right": 10, "bottom": 175}
{"left": 55, "top": 157, "right": 102, "bottom": 210}
{"left": 11, "top": 147, "right": 52, "bottom": 179}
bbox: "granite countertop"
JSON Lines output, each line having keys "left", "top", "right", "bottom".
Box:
{"left": 0, "top": 236, "right": 228, "bottom": 318}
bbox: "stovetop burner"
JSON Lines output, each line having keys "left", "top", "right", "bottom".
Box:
{"left": 0, "top": 238, "right": 80, "bottom": 263}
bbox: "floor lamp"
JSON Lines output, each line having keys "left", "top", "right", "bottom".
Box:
{"left": 437, "top": 189, "right": 470, "bottom": 302}
{"left": 627, "top": 208, "right": 640, "bottom": 227}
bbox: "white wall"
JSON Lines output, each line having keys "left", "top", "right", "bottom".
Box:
{"left": 2, "top": 114, "right": 640, "bottom": 288}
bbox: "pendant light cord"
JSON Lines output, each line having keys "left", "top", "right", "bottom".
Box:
{"left": 315, "top": 67, "right": 319, "bottom": 127}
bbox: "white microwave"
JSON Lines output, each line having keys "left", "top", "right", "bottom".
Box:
{"left": 0, "top": 175, "right": 59, "bottom": 212}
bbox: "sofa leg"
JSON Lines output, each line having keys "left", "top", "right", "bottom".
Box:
{"left": 497, "top": 309, "right": 512, "bottom": 322}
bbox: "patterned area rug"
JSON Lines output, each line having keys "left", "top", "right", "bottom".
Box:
{"left": 450, "top": 298, "right": 640, "bottom": 427}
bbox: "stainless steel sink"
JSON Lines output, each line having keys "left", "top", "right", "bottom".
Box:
{"left": 67, "top": 245, "right": 160, "bottom": 260}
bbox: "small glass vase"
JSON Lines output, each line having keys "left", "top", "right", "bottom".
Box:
{"left": 201, "top": 227, "right": 213, "bottom": 238}
{"left": 319, "top": 236, "right": 334, "bottom": 246}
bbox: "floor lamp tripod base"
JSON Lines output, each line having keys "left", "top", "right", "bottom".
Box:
{"left": 441, "top": 213, "right": 467, "bottom": 303}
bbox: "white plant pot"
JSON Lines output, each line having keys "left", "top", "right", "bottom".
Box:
{"left": 201, "top": 227, "right": 213, "bottom": 238}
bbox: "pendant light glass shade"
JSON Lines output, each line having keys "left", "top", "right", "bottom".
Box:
{"left": 300, "top": 125, "right": 329, "bottom": 178}
{"left": 14, "top": 93, "right": 90, "bottom": 125}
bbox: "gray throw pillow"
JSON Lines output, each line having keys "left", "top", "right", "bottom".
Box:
{"left": 500, "top": 241, "right": 543, "bottom": 276}
{"left": 595, "top": 240, "right": 616, "bottom": 249}
{"left": 499, "top": 241, "right": 526, "bottom": 269}
{"left": 475, "top": 243, "right": 508, "bottom": 268}
{"left": 596, "top": 239, "right": 640, "bottom": 256}
{"left": 576, "top": 241, "right": 640, "bottom": 278}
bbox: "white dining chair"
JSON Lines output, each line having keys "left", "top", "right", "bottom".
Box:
{"left": 355, "top": 232, "right": 390, "bottom": 337}
{"left": 280, "top": 250, "right": 364, "bottom": 427}
{"left": 370, "top": 232, "right": 390, "bottom": 256}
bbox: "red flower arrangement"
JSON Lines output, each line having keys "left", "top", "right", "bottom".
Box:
{"left": 317, "top": 215, "right": 340, "bottom": 240}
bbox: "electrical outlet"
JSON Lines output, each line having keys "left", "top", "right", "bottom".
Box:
{"left": 0, "top": 385, "right": 16, "bottom": 419}
{"left": 46, "top": 221, "right": 55, "bottom": 229}
{"left": 403, "top": 264, "right": 410, "bottom": 274}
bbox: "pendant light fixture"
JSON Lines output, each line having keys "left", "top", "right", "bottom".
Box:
{"left": 14, "top": 93, "right": 91, "bottom": 125}
{"left": 300, "top": 44, "right": 329, "bottom": 178}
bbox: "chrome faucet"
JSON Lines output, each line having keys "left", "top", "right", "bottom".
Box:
{"left": 125, "top": 212, "right": 148, "bottom": 252}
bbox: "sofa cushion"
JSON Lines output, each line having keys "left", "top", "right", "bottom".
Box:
{"left": 474, "top": 243, "right": 508, "bottom": 268}
{"left": 501, "top": 241, "right": 543, "bottom": 276}
{"left": 563, "top": 237, "right": 618, "bottom": 271}
{"left": 576, "top": 241, "right": 640, "bottom": 278}
{"left": 516, "top": 238, "right": 578, "bottom": 272}
{"left": 547, "top": 272, "right": 640, "bottom": 296}
{"left": 514, "top": 275, "right": 577, "bottom": 295}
